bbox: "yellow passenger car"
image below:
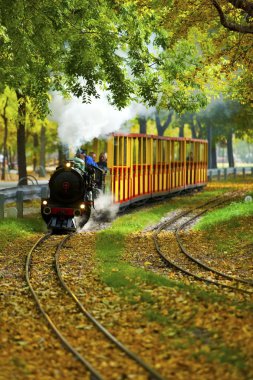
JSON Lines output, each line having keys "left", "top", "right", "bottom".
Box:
{"left": 86, "top": 133, "right": 208, "bottom": 206}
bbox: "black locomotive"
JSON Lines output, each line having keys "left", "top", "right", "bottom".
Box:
{"left": 41, "top": 160, "right": 104, "bottom": 233}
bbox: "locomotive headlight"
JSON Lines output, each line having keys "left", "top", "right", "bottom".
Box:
{"left": 80, "top": 204, "right": 85, "bottom": 209}
{"left": 66, "top": 162, "right": 71, "bottom": 168}
{"left": 42, "top": 200, "right": 48, "bottom": 205}
{"left": 43, "top": 207, "right": 51, "bottom": 215}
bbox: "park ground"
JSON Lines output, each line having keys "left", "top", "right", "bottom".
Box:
{"left": 0, "top": 178, "right": 252, "bottom": 380}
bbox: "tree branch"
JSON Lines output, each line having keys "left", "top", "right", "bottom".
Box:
{"left": 211, "top": 0, "right": 253, "bottom": 33}
{"left": 227, "top": 0, "right": 253, "bottom": 17}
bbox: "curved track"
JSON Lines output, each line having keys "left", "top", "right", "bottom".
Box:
{"left": 26, "top": 233, "right": 165, "bottom": 380}
{"left": 153, "top": 193, "right": 253, "bottom": 296}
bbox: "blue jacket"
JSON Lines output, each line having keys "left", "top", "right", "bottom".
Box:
{"left": 85, "top": 155, "right": 99, "bottom": 168}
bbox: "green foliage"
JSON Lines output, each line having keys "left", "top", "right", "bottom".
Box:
{"left": 0, "top": 0, "right": 179, "bottom": 113}
{"left": 194, "top": 200, "right": 253, "bottom": 231}
{"left": 0, "top": 217, "right": 45, "bottom": 251}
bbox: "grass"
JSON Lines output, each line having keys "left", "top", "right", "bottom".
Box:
{"left": 0, "top": 216, "right": 45, "bottom": 251}
{"left": 190, "top": 344, "right": 247, "bottom": 371}
{"left": 194, "top": 199, "right": 253, "bottom": 231}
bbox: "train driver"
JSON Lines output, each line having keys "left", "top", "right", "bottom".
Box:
{"left": 73, "top": 148, "right": 86, "bottom": 171}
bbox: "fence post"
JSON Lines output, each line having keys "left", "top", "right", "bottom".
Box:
{"left": 242, "top": 168, "right": 246, "bottom": 178}
{"left": 208, "top": 170, "right": 212, "bottom": 182}
{"left": 224, "top": 168, "right": 227, "bottom": 180}
{"left": 217, "top": 169, "right": 221, "bottom": 181}
{"left": 233, "top": 168, "right": 237, "bottom": 178}
{"left": 0, "top": 194, "right": 5, "bottom": 219}
{"left": 16, "top": 191, "right": 24, "bottom": 218}
{"left": 41, "top": 186, "right": 48, "bottom": 198}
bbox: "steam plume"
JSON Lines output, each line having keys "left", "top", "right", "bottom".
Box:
{"left": 49, "top": 91, "right": 156, "bottom": 148}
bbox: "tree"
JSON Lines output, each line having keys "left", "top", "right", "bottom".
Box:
{"left": 16, "top": 90, "right": 28, "bottom": 181}
{"left": 0, "top": 88, "right": 18, "bottom": 178}
{"left": 211, "top": 0, "right": 253, "bottom": 34}
{"left": 156, "top": 0, "right": 253, "bottom": 105}
{"left": 0, "top": 1, "right": 167, "bottom": 180}
{"left": 1, "top": 97, "right": 8, "bottom": 180}
{"left": 196, "top": 98, "right": 253, "bottom": 167}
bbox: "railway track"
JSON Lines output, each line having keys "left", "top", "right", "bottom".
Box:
{"left": 25, "top": 233, "right": 165, "bottom": 380}
{"left": 153, "top": 192, "right": 253, "bottom": 296}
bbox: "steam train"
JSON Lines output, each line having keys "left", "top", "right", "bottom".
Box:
{"left": 41, "top": 133, "right": 208, "bottom": 233}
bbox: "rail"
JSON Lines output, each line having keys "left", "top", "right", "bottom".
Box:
{"left": 208, "top": 166, "right": 253, "bottom": 181}
{"left": 0, "top": 184, "right": 49, "bottom": 218}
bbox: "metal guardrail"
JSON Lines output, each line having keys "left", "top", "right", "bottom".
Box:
{"left": 208, "top": 167, "right": 253, "bottom": 181}
{"left": 0, "top": 184, "right": 49, "bottom": 218}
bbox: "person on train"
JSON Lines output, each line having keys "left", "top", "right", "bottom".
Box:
{"left": 73, "top": 148, "right": 86, "bottom": 171}
{"left": 89, "top": 151, "right": 97, "bottom": 162}
{"left": 86, "top": 151, "right": 99, "bottom": 168}
{"left": 97, "top": 152, "right": 108, "bottom": 172}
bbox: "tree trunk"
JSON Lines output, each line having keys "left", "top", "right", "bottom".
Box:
{"left": 155, "top": 111, "right": 173, "bottom": 136}
{"left": 1, "top": 98, "right": 8, "bottom": 180}
{"left": 39, "top": 124, "right": 46, "bottom": 177}
{"left": 190, "top": 124, "right": 197, "bottom": 139}
{"left": 211, "top": 144, "right": 217, "bottom": 169}
{"left": 227, "top": 131, "right": 234, "bottom": 167}
{"left": 207, "top": 125, "right": 212, "bottom": 168}
{"left": 138, "top": 116, "right": 147, "bottom": 134}
{"left": 179, "top": 124, "right": 184, "bottom": 138}
{"left": 33, "top": 133, "right": 39, "bottom": 171}
{"left": 196, "top": 117, "right": 204, "bottom": 139}
{"left": 16, "top": 91, "right": 27, "bottom": 184}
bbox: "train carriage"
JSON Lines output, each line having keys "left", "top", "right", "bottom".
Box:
{"left": 95, "top": 133, "right": 208, "bottom": 206}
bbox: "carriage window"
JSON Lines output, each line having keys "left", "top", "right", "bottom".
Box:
{"left": 174, "top": 142, "right": 180, "bottom": 161}
{"left": 186, "top": 143, "right": 194, "bottom": 162}
{"left": 199, "top": 144, "right": 205, "bottom": 161}
{"left": 124, "top": 138, "right": 127, "bottom": 165}
{"left": 133, "top": 138, "right": 137, "bottom": 164}
{"left": 157, "top": 140, "right": 162, "bottom": 162}
{"left": 113, "top": 138, "right": 118, "bottom": 166}
{"left": 166, "top": 142, "right": 172, "bottom": 162}
{"left": 195, "top": 145, "right": 200, "bottom": 161}
{"left": 153, "top": 140, "right": 157, "bottom": 163}
{"left": 113, "top": 137, "right": 127, "bottom": 166}
{"left": 143, "top": 139, "right": 146, "bottom": 164}
{"left": 138, "top": 138, "right": 142, "bottom": 164}
{"left": 162, "top": 141, "right": 166, "bottom": 161}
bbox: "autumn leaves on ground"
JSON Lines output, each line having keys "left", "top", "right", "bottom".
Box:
{"left": 0, "top": 180, "right": 253, "bottom": 380}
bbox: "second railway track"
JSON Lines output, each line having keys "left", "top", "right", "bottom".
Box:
{"left": 25, "top": 233, "right": 165, "bottom": 380}
{"left": 153, "top": 192, "right": 253, "bottom": 296}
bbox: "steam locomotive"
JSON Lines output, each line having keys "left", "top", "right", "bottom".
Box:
{"left": 41, "top": 160, "right": 104, "bottom": 233}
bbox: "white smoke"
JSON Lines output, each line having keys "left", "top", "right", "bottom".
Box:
{"left": 49, "top": 91, "right": 156, "bottom": 148}
{"left": 77, "top": 193, "right": 120, "bottom": 232}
